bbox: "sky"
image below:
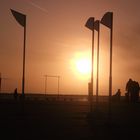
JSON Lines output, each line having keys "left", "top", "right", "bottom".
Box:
{"left": 0, "top": 0, "right": 140, "bottom": 95}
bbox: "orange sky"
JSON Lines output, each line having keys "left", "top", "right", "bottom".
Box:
{"left": 0, "top": 0, "right": 140, "bottom": 95}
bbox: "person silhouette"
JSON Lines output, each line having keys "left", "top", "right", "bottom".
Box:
{"left": 126, "top": 78, "right": 133, "bottom": 102}
{"left": 125, "top": 92, "right": 129, "bottom": 102}
{"left": 112, "top": 89, "right": 121, "bottom": 101}
{"left": 126, "top": 79, "right": 139, "bottom": 103}
{"left": 116, "top": 89, "right": 121, "bottom": 99}
{"left": 131, "top": 81, "right": 139, "bottom": 103}
{"left": 135, "top": 81, "right": 140, "bottom": 102}
{"left": 13, "top": 88, "right": 18, "bottom": 100}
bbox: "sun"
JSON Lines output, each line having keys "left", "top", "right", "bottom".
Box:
{"left": 75, "top": 58, "right": 91, "bottom": 75}
{"left": 70, "top": 52, "right": 91, "bottom": 77}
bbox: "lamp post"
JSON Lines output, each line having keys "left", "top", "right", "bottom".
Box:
{"left": 101, "top": 12, "right": 113, "bottom": 117}
{"left": 85, "top": 17, "right": 95, "bottom": 112}
{"left": 94, "top": 20, "right": 100, "bottom": 109}
{"left": 11, "top": 9, "right": 26, "bottom": 97}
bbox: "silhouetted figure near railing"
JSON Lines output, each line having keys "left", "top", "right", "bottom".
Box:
{"left": 125, "top": 92, "right": 129, "bottom": 102}
{"left": 112, "top": 89, "right": 121, "bottom": 102}
{"left": 125, "top": 79, "right": 139, "bottom": 103}
{"left": 131, "top": 81, "right": 139, "bottom": 103}
{"left": 126, "top": 78, "right": 133, "bottom": 102}
{"left": 135, "top": 81, "right": 139, "bottom": 102}
{"left": 13, "top": 88, "right": 18, "bottom": 100}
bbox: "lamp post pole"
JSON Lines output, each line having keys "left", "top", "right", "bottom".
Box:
{"left": 94, "top": 20, "right": 100, "bottom": 109}
{"left": 101, "top": 12, "right": 113, "bottom": 118}
{"left": 85, "top": 17, "right": 95, "bottom": 112}
{"left": 22, "top": 19, "right": 26, "bottom": 97}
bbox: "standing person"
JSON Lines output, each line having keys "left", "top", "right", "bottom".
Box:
{"left": 126, "top": 78, "right": 133, "bottom": 102}
{"left": 135, "top": 81, "right": 140, "bottom": 102}
{"left": 14, "top": 88, "right": 18, "bottom": 100}
{"left": 132, "top": 81, "right": 139, "bottom": 103}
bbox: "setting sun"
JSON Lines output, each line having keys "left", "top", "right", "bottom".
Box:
{"left": 70, "top": 52, "right": 91, "bottom": 77}
{"left": 76, "top": 58, "right": 91, "bottom": 75}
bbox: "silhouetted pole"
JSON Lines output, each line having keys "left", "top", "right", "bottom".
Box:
{"left": 101, "top": 12, "right": 113, "bottom": 117}
{"left": 85, "top": 17, "right": 95, "bottom": 112}
{"left": 11, "top": 9, "right": 26, "bottom": 97}
{"left": 109, "top": 14, "right": 113, "bottom": 112}
{"left": 91, "top": 29, "right": 94, "bottom": 112}
{"left": 94, "top": 20, "right": 100, "bottom": 109}
{"left": 22, "top": 20, "right": 26, "bottom": 96}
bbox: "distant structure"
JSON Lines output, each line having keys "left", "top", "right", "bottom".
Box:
{"left": 44, "top": 75, "right": 60, "bottom": 98}
{"left": 0, "top": 73, "right": 9, "bottom": 93}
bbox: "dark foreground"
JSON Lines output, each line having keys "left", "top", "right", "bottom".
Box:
{"left": 0, "top": 95, "right": 140, "bottom": 140}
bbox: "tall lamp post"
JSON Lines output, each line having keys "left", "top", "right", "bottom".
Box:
{"left": 94, "top": 20, "right": 100, "bottom": 109}
{"left": 85, "top": 17, "right": 95, "bottom": 112}
{"left": 101, "top": 12, "right": 113, "bottom": 116}
{"left": 11, "top": 9, "right": 27, "bottom": 97}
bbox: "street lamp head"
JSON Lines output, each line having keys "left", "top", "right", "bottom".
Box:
{"left": 94, "top": 20, "right": 100, "bottom": 32}
{"left": 101, "top": 12, "right": 113, "bottom": 29}
{"left": 85, "top": 17, "right": 94, "bottom": 31}
{"left": 10, "top": 9, "right": 26, "bottom": 27}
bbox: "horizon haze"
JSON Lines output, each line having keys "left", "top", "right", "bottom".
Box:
{"left": 0, "top": 0, "right": 140, "bottom": 95}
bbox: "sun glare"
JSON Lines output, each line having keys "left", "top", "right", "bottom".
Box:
{"left": 70, "top": 52, "right": 91, "bottom": 78}
{"left": 76, "top": 58, "right": 91, "bottom": 75}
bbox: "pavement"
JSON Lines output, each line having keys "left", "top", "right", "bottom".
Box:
{"left": 0, "top": 96, "right": 140, "bottom": 140}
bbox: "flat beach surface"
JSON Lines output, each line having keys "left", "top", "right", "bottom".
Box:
{"left": 0, "top": 94, "right": 140, "bottom": 140}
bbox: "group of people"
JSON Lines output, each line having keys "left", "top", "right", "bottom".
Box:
{"left": 125, "top": 78, "right": 140, "bottom": 103}
{"left": 112, "top": 78, "right": 139, "bottom": 103}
